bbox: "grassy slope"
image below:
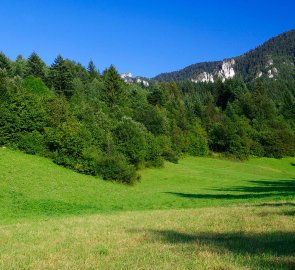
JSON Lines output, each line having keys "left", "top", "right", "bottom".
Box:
{"left": 0, "top": 148, "right": 295, "bottom": 269}
{"left": 0, "top": 148, "right": 294, "bottom": 222}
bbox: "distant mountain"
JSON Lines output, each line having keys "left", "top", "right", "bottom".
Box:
{"left": 153, "top": 29, "right": 295, "bottom": 83}
{"left": 120, "top": 72, "right": 150, "bottom": 87}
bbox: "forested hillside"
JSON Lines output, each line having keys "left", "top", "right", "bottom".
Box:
{"left": 0, "top": 50, "right": 295, "bottom": 184}
{"left": 154, "top": 29, "right": 295, "bottom": 82}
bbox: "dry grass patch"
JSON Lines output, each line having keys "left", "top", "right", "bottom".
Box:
{"left": 1, "top": 203, "right": 294, "bottom": 270}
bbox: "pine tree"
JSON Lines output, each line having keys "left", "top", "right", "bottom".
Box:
{"left": 49, "top": 55, "right": 74, "bottom": 97}
{"left": 27, "top": 52, "right": 46, "bottom": 80}
{"left": 0, "top": 52, "right": 12, "bottom": 75}
{"left": 101, "top": 65, "right": 125, "bottom": 107}
{"left": 14, "top": 55, "right": 27, "bottom": 78}
{"left": 87, "top": 60, "right": 100, "bottom": 80}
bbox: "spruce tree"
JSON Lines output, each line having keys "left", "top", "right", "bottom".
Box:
{"left": 101, "top": 65, "right": 125, "bottom": 107}
{"left": 49, "top": 55, "right": 74, "bottom": 97}
{"left": 27, "top": 52, "right": 46, "bottom": 80}
{"left": 0, "top": 52, "right": 12, "bottom": 75}
{"left": 14, "top": 55, "right": 27, "bottom": 78}
{"left": 87, "top": 60, "right": 100, "bottom": 80}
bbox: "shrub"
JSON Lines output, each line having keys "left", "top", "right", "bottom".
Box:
{"left": 113, "top": 117, "right": 147, "bottom": 167}
{"left": 187, "top": 121, "right": 209, "bottom": 156}
{"left": 97, "top": 154, "right": 140, "bottom": 185}
{"left": 162, "top": 149, "right": 179, "bottom": 163}
{"left": 145, "top": 134, "right": 164, "bottom": 168}
{"left": 18, "top": 131, "right": 47, "bottom": 155}
{"left": 156, "top": 135, "right": 179, "bottom": 163}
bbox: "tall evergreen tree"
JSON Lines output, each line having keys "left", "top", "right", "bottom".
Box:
{"left": 87, "top": 60, "right": 100, "bottom": 80}
{"left": 0, "top": 52, "right": 12, "bottom": 75}
{"left": 13, "top": 55, "right": 27, "bottom": 78}
{"left": 101, "top": 65, "right": 125, "bottom": 107}
{"left": 49, "top": 55, "right": 74, "bottom": 98}
{"left": 26, "top": 52, "right": 46, "bottom": 80}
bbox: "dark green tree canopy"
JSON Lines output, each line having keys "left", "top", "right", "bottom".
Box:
{"left": 27, "top": 52, "right": 46, "bottom": 80}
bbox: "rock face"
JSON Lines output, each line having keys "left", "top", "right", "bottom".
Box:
{"left": 153, "top": 30, "right": 295, "bottom": 83}
{"left": 266, "top": 59, "right": 274, "bottom": 67}
{"left": 120, "top": 72, "right": 132, "bottom": 79}
{"left": 267, "top": 67, "right": 278, "bottom": 79}
{"left": 120, "top": 73, "right": 150, "bottom": 87}
{"left": 218, "top": 59, "right": 236, "bottom": 81}
{"left": 256, "top": 71, "right": 263, "bottom": 79}
{"left": 190, "top": 59, "right": 236, "bottom": 83}
{"left": 136, "top": 78, "right": 150, "bottom": 87}
{"left": 191, "top": 72, "right": 214, "bottom": 83}
{"left": 120, "top": 72, "right": 133, "bottom": 83}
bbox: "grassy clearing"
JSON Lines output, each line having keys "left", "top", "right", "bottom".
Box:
{"left": 0, "top": 148, "right": 295, "bottom": 222}
{"left": 0, "top": 148, "right": 295, "bottom": 269}
{"left": 0, "top": 203, "right": 294, "bottom": 270}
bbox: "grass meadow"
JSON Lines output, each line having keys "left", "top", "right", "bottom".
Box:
{"left": 0, "top": 148, "right": 294, "bottom": 269}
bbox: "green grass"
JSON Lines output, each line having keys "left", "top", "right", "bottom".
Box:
{"left": 0, "top": 148, "right": 295, "bottom": 269}
{"left": 0, "top": 147, "right": 295, "bottom": 222}
{"left": 0, "top": 204, "right": 294, "bottom": 269}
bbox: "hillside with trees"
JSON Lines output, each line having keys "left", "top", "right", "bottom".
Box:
{"left": 0, "top": 46, "right": 295, "bottom": 184}
{"left": 154, "top": 29, "right": 295, "bottom": 83}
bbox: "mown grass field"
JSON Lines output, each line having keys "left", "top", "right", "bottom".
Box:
{"left": 0, "top": 148, "right": 295, "bottom": 269}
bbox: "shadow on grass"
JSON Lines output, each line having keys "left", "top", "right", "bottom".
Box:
{"left": 217, "top": 179, "right": 295, "bottom": 194}
{"left": 164, "top": 192, "right": 287, "bottom": 200}
{"left": 145, "top": 229, "right": 295, "bottom": 269}
{"left": 255, "top": 202, "right": 295, "bottom": 207}
{"left": 165, "top": 179, "right": 295, "bottom": 201}
{"left": 282, "top": 210, "right": 295, "bottom": 216}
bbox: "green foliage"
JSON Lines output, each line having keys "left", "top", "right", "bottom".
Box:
{"left": 87, "top": 60, "right": 100, "bottom": 80}
{"left": 0, "top": 87, "right": 48, "bottom": 145}
{"left": 113, "top": 117, "right": 147, "bottom": 167}
{"left": 147, "top": 85, "right": 166, "bottom": 106}
{"left": 26, "top": 52, "right": 46, "bottom": 80}
{"left": 134, "top": 104, "right": 168, "bottom": 135}
{"left": 186, "top": 121, "right": 209, "bottom": 156}
{"left": 22, "top": 76, "right": 51, "bottom": 97}
{"left": 101, "top": 65, "right": 126, "bottom": 107}
{"left": 0, "top": 50, "right": 295, "bottom": 185}
{"left": 48, "top": 55, "right": 74, "bottom": 98}
{"left": 17, "top": 131, "right": 47, "bottom": 155}
{"left": 13, "top": 55, "right": 27, "bottom": 78}
{"left": 0, "top": 52, "right": 12, "bottom": 75}
{"left": 97, "top": 154, "right": 140, "bottom": 184}
{"left": 145, "top": 134, "right": 164, "bottom": 167}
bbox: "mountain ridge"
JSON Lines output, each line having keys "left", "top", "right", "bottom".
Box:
{"left": 153, "top": 29, "right": 295, "bottom": 82}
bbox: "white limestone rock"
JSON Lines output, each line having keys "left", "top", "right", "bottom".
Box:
{"left": 218, "top": 59, "right": 235, "bottom": 82}
{"left": 266, "top": 59, "right": 274, "bottom": 67}
{"left": 191, "top": 72, "right": 214, "bottom": 83}
{"left": 267, "top": 67, "right": 278, "bottom": 79}
{"left": 120, "top": 72, "right": 132, "bottom": 80}
{"left": 256, "top": 71, "right": 263, "bottom": 78}
{"left": 136, "top": 78, "right": 149, "bottom": 87}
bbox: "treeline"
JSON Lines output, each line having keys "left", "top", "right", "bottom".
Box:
{"left": 0, "top": 52, "right": 295, "bottom": 184}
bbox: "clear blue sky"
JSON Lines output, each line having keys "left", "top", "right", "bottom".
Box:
{"left": 1, "top": 0, "right": 295, "bottom": 77}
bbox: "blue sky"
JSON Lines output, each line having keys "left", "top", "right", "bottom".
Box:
{"left": 1, "top": 0, "right": 295, "bottom": 77}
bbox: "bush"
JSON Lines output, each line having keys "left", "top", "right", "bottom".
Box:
{"left": 113, "top": 117, "right": 147, "bottom": 167}
{"left": 97, "top": 154, "right": 140, "bottom": 185}
{"left": 187, "top": 121, "right": 209, "bottom": 156}
{"left": 162, "top": 150, "right": 179, "bottom": 163}
{"left": 18, "top": 131, "right": 47, "bottom": 155}
{"left": 156, "top": 135, "right": 179, "bottom": 163}
{"left": 145, "top": 134, "right": 164, "bottom": 167}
